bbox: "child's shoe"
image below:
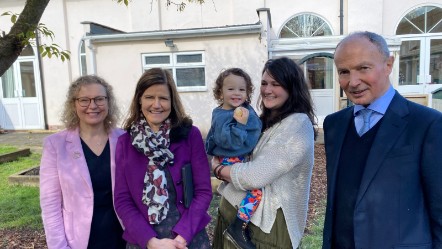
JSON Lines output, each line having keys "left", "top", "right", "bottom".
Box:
{"left": 223, "top": 217, "right": 256, "bottom": 249}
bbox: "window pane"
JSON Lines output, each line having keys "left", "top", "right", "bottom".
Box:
{"left": 396, "top": 6, "right": 442, "bottom": 34}
{"left": 426, "top": 6, "right": 442, "bottom": 33}
{"left": 176, "top": 68, "right": 205, "bottom": 87}
{"left": 20, "top": 61, "right": 36, "bottom": 97}
{"left": 81, "top": 55, "right": 87, "bottom": 76}
{"left": 399, "top": 40, "right": 420, "bottom": 85}
{"left": 1, "top": 67, "right": 16, "bottom": 98}
{"left": 306, "top": 57, "right": 333, "bottom": 89}
{"left": 430, "top": 39, "right": 442, "bottom": 84}
{"left": 396, "top": 18, "right": 421, "bottom": 35}
{"left": 81, "top": 41, "right": 86, "bottom": 53}
{"left": 279, "top": 14, "right": 332, "bottom": 38}
{"left": 145, "top": 55, "right": 170, "bottom": 65}
{"left": 20, "top": 45, "right": 34, "bottom": 56}
{"left": 177, "top": 54, "right": 202, "bottom": 63}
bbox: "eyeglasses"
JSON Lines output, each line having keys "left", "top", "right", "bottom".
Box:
{"left": 75, "top": 96, "right": 108, "bottom": 107}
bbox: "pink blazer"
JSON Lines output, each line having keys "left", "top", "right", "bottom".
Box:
{"left": 40, "top": 128, "right": 125, "bottom": 249}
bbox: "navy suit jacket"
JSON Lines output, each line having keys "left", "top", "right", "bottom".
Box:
{"left": 322, "top": 92, "right": 442, "bottom": 249}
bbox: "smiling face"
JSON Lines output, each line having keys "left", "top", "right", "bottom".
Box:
{"left": 140, "top": 84, "right": 172, "bottom": 132}
{"left": 220, "top": 74, "right": 248, "bottom": 110}
{"left": 75, "top": 83, "right": 108, "bottom": 129}
{"left": 260, "top": 70, "right": 289, "bottom": 110}
{"left": 334, "top": 36, "right": 394, "bottom": 107}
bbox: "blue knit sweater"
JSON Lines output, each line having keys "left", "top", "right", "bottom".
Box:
{"left": 205, "top": 103, "right": 262, "bottom": 157}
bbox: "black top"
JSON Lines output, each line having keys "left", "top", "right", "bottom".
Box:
{"left": 332, "top": 119, "right": 382, "bottom": 249}
{"left": 81, "top": 139, "right": 125, "bottom": 249}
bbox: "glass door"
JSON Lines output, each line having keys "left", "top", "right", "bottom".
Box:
{"left": 398, "top": 36, "right": 442, "bottom": 96}
{"left": 0, "top": 57, "right": 43, "bottom": 129}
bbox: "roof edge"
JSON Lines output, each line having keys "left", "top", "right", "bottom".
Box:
{"left": 85, "top": 23, "right": 262, "bottom": 43}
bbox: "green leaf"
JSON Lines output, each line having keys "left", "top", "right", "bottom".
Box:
{"left": 41, "top": 51, "right": 47, "bottom": 57}
{"left": 11, "top": 15, "right": 17, "bottom": 24}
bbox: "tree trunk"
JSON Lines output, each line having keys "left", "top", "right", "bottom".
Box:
{"left": 0, "top": 0, "right": 50, "bottom": 76}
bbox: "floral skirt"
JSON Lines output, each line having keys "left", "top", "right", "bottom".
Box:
{"left": 212, "top": 196, "right": 293, "bottom": 249}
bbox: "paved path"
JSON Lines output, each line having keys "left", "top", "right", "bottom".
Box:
{"left": 0, "top": 131, "right": 53, "bottom": 153}
{"left": 0, "top": 128, "right": 324, "bottom": 153}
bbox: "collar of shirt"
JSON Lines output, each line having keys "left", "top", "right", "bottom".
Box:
{"left": 352, "top": 86, "right": 395, "bottom": 134}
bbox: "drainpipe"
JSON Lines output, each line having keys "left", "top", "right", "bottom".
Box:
{"left": 35, "top": 30, "right": 49, "bottom": 130}
{"left": 339, "top": 0, "right": 343, "bottom": 35}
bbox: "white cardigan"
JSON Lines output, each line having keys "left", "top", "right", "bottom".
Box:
{"left": 218, "top": 113, "right": 314, "bottom": 248}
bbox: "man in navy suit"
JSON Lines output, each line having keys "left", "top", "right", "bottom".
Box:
{"left": 322, "top": 31, "right": 442, "bottom": 249}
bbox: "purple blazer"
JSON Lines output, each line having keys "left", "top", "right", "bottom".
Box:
{"left": 114, "top": 126, "right": 212, "bottom": 247}
{"left": 40, "top": 128, "right": 125, "bottom": 249}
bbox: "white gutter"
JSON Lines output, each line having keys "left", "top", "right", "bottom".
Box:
{"left": 83, "top": 23, "right": 262, "bottom": 43}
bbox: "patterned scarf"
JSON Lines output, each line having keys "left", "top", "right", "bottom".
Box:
{"left": 130, "top": 118, "right": 174, "bottom": 224}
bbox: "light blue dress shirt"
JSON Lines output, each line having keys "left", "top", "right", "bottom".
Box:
{"left": 353, "top": 86, "right": 395, "bottom": 135}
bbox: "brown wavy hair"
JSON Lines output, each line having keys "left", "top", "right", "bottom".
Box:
{"left": 122, "top": 68, "right": 191, "bottom": 130}
{"left": 212, "top": 68, "right": 254, "bottom": 105}
{"left": 259, "top": 57, "right": 318, "bottom": 139}
{"left": 61, "top": 75, "right": 120, "bottom": 133}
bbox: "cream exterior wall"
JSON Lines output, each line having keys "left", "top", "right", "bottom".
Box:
{"left": 91, "top": 34, "right": 267, "bottom": 135}
{"left": 1, "top": 0, "right": 440, "bottom": 131}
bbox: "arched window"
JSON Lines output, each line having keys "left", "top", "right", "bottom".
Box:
{"left": 279, "top": 13, "right": 332, "bottom": 38}
{"left": 396, "top": 5, "right": 442, "bottom": 89}
{"left": 396, "top": 6, "right": 442, "bottom": 34}
{"left": 20, "top": 45, "right": 35, "bottom": 56}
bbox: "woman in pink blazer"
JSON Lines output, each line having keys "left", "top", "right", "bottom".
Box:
{"left": 40, "top": 75, "right": 125, "bottom": 249}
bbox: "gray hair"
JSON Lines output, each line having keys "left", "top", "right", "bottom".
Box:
{"left": 337, "top": 31, "right": 390, "bottom": 58}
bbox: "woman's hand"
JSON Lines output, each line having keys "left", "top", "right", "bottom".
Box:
{"left": 211, "top": 157, "right": 232, "bottom": 183}
{"left": 146, "top": 237, "right": 187, "bottom": 249}
{"left": 174, "top": 235, "right": 187, "bottom": 247}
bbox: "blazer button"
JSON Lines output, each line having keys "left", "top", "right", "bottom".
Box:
{"left": 177, "top": 180, "right": 182, "bottom": 185}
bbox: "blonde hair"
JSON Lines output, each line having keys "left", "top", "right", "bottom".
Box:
{"left": 61, "top": 75, "right": 120, "bottom": 132}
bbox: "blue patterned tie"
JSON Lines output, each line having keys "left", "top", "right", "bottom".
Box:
{"left": 358, "top": 109, "right": 373, "bottom": 136}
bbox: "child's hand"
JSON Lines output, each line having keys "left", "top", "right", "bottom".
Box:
{"left": 233, "top": 107, "right": 249, "bottom": 125}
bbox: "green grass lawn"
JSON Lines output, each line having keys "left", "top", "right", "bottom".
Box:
{"left": 0, "top": 147, "right": 42, "bottom": 229}
{"left": 0, "top": 146, "right": 18, "bottom": 155}
{"left": 299, "top": 204, "right": 325, "bottom": 249}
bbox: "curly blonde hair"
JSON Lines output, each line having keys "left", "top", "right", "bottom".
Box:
{"left": 61, "top": 75, "right": 120, "bottom": 133}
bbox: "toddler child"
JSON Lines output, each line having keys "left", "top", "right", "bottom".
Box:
{"left": 205, "top": 68, "right": 262, "bottom": 249}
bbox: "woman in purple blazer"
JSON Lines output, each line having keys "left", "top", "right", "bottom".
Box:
{"left": 40, "top": 75, "right": 126, "bottom": 249}
{"left": 114, "top": 68, "right": 212, "bottom": 249}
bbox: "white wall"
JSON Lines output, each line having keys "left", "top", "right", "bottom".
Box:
{"left": 1, "top": 0, "right": 439, "bottom": 130}
{"left": 92, "top": 33, "right": 267, "bottom": 135}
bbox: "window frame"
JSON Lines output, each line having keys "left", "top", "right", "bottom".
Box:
{"left": 142, "top": 51, "right": 206, "bottom": 92}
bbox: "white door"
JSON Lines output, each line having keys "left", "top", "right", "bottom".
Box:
{"left": 0, "top": 57, "right": 44, "bottom": 130}
{"left": 397, "top": 36, "right": 442, "bottom": 100}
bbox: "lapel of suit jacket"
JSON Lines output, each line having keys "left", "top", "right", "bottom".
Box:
{"left": 355, "top": 92, "right": 409, "bottom": 207}
{"left": 327, "top": 107, "right": 354, "bottom": 203}
{"left": 66, "top": 128, "right": 93, "bottom": 194}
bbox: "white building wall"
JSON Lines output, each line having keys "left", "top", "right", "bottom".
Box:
{"left": 1, "top": 0, "right": 439, "bottom": 131}
{"left": 92, "top": 34, "right": 267, "bottom": 135}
